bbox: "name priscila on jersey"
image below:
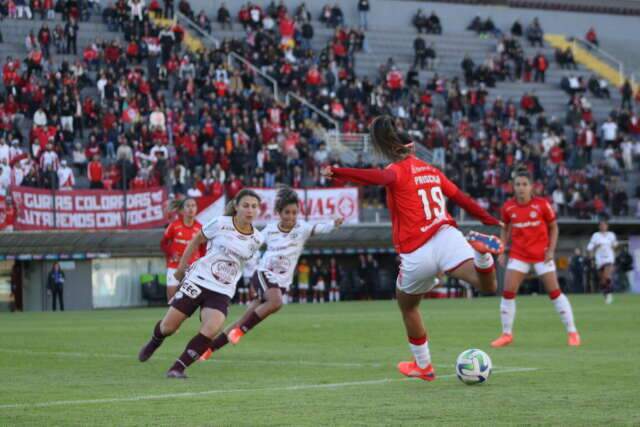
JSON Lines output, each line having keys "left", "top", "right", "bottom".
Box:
{"left": 414, "top": 175, "right": 441, "bottom": 185}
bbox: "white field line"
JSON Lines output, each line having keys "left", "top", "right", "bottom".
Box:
{"left": 0, "top": 368, "right": 538, "bottom": 410}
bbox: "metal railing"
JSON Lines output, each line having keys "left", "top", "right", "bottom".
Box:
{"left": 175, "top": 11, "right": 220, "bottom": 48}
{"left": 572, "top": 37, "right": 626, "bottom": 86}
{"left": 228, "top": 52, "right": 281, "bottom": 102}
{"left": 173, "top": 12, "right": 282, "bottom": 103}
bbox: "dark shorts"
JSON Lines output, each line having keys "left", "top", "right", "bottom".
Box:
{"left": 170, "top": 281, "right": 231, "bottom": 317}
{"left": 251, "top": 271, "right": 286, "bottom": 301}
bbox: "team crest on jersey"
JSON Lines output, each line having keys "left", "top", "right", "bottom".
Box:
{"left": 530, "top": 211, "right": 538, "bottom": 219}
{"left": 290, "top": 232, "right": 299, "bottom": 239}
{"left": 211, "top": 261, "right": 239, "bottom": 285}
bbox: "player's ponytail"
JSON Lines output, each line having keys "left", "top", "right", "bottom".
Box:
{"left": 224, "top": 189, "right": 262, "bottom": 216}
{"left": 169, "top": 196, "right": 196, "bottom": 213}
{"left": 370, "top": 115, "right": 413, "bottom": 162}
{"left": 275, "top": 185, "right": 299, "bottom": 213}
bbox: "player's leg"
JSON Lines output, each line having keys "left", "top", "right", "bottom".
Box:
{"left": 167, "top": 303, "right": 227, "bottom": 378}
{"left": 538, "top": 266, "right": 580, "bottom": 346}
{"left": 166, "top": 268, "right": 178, "bottom": 302}
{"left": 395, "top": 240, "right": 437, "bottom": 381}
{"left": 200, "top": 298, "right": 261, "bottom": 361}
{"left": 138, "top": 306, "right": 188, "bottom": 362}
{"left": 600, "top": 264, "right": 614, "bottom": 304}
{"left": 491, "top": 260, "right": 528, "bottom": 347}
{"left": 395, "top": 289, "right": 435, "bottom": 381}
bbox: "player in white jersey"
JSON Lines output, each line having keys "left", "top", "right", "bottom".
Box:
{"left": 587, "top": 220, "right": 618, "bottom": 304}
{"left": 200, "top": 186, "right": 343, "bottom": 360}
{"left": 138, "top": 190, "right": 264, "bottom": 378}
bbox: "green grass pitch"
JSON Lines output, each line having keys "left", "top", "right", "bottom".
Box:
{"left": 1, "top": 295, "right": 639, "bottom": 426}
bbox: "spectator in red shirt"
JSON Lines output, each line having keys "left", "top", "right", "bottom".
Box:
{"left": 88, "top": 154, "right": 103, "bottom": 189}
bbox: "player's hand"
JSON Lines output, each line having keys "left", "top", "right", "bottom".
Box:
{"left": 334, "top": 217, "right": 344, "bottom": 227}
{"left": 498, "top": 253, "right": 506, "bottom": 267}
{"left": 320, "top": 166, "right": 333, "bottom": 178}
{"left": 174, "top": 267, "right": 186, "bottom": 282}
{"left": 545, "top": 249, "right": 555, "bottom": 263}
{"left": 498, "top": 221, "right": 505, "bottom": 228}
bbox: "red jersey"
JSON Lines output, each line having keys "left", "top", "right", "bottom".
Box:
{"left": 502, "top": 197, "right": 556, "bottom": 263}
{"left": 332, "top": 155, "right": 499, "bottom": 253}
{"left": 160, "top": 219, "right": 204, "bottom": 268}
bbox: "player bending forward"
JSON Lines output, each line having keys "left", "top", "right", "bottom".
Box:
{"left": 138, "top": 190, "right": 264, "bottom": 378}
{"left": 322, "top": 115, "right": 504, "bottom": 382}
{"left": 200, "top": 186, "right": 343, "bottom": 360}
{"left": 587, "top": 219, "right": 618, "bottom": 304}
{"left": 491, "top": 167, "right": 581, "bottom": 348}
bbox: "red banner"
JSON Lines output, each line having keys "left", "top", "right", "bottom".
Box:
{"left": 9, "top": 186, "right": 168, "bottom": 231}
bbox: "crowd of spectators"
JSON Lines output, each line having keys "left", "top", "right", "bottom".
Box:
{"left": 1, "top": 1, "right": 640, "bottom": 221}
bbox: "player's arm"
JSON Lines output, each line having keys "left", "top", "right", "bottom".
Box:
{"left": 439, "top": 173, "right": 500, "bottom": 226}
{"left": 174, "top": 230, "right": 207, "bottom": 281}
{"left": 311, "top": 217, "right": 345, "bottom": 236}
{"left": 498, "top": 222, "right": 511, "bottom": 266}
{"left": 586, "top": 234, "right": 597, "bottom": 255}
{"left": 546, "top": 220, "right": 559, "bottom": 262}
{"left": 321, "top": 165, "right": 397, "bottom": 186}
{"left": 542, "top": 200, "right": 558, "bottom": 262}
{"left": 160, "top": 225, "right": 173, "bottom": 256}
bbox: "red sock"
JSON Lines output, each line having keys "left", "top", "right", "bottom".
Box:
{"left": 239, "top": 312, "right": 263, "bottom": 333}
{"left": 503, "top": 290, "right": 516, "bottom": 299}
{"left": 548, "top": 289, "right": 562, "bottom": 300}
{"left": 170, "top": 333, "right": 210, "bottom": 372}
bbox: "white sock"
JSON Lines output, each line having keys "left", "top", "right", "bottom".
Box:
{"left": 474, "top": 250, "right": 494, "bottom": 270}
{"left": 552, "top": 293, "right": 577, "bottom": 333}
{"left": 500, "top": 297, "right": 516, "bottom": 334}
{"left": 335, "top": 292, "right": 340, "bottom": 302}
{"left": 409, "top": 339, "right": 431, "bottom": 368}
{"left": 329, "top": 291, "right": 334, "bottom": 302}
{"left": 282, "top": 294, "right": 288, "bottom": 304}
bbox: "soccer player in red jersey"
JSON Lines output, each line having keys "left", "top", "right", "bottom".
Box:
{"left": 321, "top": 116, "right": 504, "bottom": 382}
{"left": 160, "top": 198, "right": 203, "bottom": 301}
{"left": 491, "top": 167, "right": 580, "bottom": 348}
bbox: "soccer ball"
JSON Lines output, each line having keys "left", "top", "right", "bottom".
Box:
{"left": 455, "top": 349, "right": 492, "bottom": 385}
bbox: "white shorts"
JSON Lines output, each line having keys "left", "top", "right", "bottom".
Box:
{"left": 595, "top": 256, "right": 614, "bottom": 270}
{"left": 506, "top": 258, "right": 556, "bottom": 276}
{"left": 298, "top": 283, "right": 309, "bottom": 290}
{"left": 166, "top": 268, "right": 180, "bottom": 288}
{"left": 330, "top": 280, "right": 338, "bottom": 289}
{"left": 314, "top": 281, "right": 325, "bottom": 292}
{"left": 396, "top": 226, "right": 474, "bottom": 295}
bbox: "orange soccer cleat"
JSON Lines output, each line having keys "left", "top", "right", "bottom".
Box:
{"left": 227, "top": 327, "right": 245, "bottom": 345}
{"left": 199, "top": 348, "right": 213, "bottom": 361}
{"left": 491, "top": 333, "right": 513, "bottom": 348}
{"left": 568, "top": 332, "right": 581, "bottom": 347}
{"left": 397, "top": 360, "right": 436, "bottom": 381}
{"left": 467, "top": 231, "right": 505, "bottom": 255}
